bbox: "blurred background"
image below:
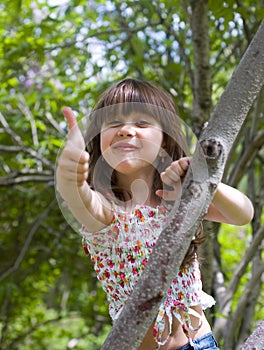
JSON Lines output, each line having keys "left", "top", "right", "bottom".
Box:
{"left": 0, "top": 1, "right": 263, "bottom": 349}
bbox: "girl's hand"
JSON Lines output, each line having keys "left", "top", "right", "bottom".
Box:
{"left": 156, "top": 157, "right": 190, "bottom": 202}
{"left": 56, "top": 107, "right": 90, "bottom": 203}
{"left": 56, "top": 108, "right": 114, "bottom": 231}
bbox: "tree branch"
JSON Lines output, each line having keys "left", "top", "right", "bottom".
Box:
{"left": 0, "top": 173, "right": 54, "bottom": 185}
{"left": 0, "top": 199, "right": 56, "bottom": 282}
{"left": 190, "top": 0, "right": 212, "bottom": 133}
{"left": 240, "top": 320, "right": 264, "bottom": 350}
{"left": 228, "top": 130, "right": 264, "bottom": 187}
{"left": 0, "top": 145, "right": 23, "bottom": 152}
{"left": 220, "top": 224, "right": 264, "bottom": 312}
{"left": 224, "top": 263, "right": 264, "bottom": 349}
{"left": 0, "top": 112, "right": 53, "bottom": 169}
{"left": 5, "top": 316, "right": 63, "bottom": 350}
{"left": 46, "top": 111, "right": 66, "bottom": 136}
{"left": 213, "top": 224, "right": 264, "bottom": 340}
{"left": 163, "top": 23, "right": 195, "bottom": 93}
{"left": 43, "top": 20, "right": 162, "bottom": 54}
{"left": 18, "top": 94, "right": 39, "bottom": 148}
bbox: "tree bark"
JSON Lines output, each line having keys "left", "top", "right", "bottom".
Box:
{"left": 101, "top": 20, "right": 264, "bottom": 350}
{"left": 190, "top": 0, "right": 211, "bottom": 135}
{"left": 190, "top": 0, "right": 215, "bottom": 302}
{"left": 240, "top": 321, "right": 264, "bottom": 350}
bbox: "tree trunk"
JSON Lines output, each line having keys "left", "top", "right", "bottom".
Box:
{"left": 190, "top": 0, "right": 211, "bottom": 135}
{"left": 190, "top": 0, "right": 215, "bottom": 306}
{"left": 101, "top": 20, "right": 264, "bottom": 350}
{"left": 214, "top": 127, "right": 264, "bottom": 346}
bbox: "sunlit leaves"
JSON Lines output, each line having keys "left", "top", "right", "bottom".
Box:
{"left": 0, "top": 0, "right": 263, "bottom": 349}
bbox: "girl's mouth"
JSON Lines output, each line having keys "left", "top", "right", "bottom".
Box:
{"left": 112, "top": 142, "right": 140, "bottom": 151}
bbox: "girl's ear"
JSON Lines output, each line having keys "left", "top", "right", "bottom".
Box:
{"left": 158, "top": 149, "right": 166, "bottom": 157}
{"left": 158, "top": 148, "right": 167, "bottom": 164}
{"left": 158, "top": 144, "right": 167, "bottom": 158}
{"left": 161, "top": 137, "right": 167, "bottom": 150}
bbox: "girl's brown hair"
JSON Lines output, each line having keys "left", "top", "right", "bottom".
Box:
{"left": 84, "top": 78, "right": 203, "bottom": 263}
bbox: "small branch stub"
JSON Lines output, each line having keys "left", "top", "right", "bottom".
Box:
{"left": 187, "top": 181, "right": 203, "bottom": 199}
{"left": 200, "top": 139, "right": 224, "bottom": 160}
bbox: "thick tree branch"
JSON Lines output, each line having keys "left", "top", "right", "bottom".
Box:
{"left": 240, "top": 320, "right": 264, "bottom": 350}
{"left": 101, "top": 20, "right": 264, "bottom": 350}
{"left": 190, "top": 0, "right": 211, "bottom": 133}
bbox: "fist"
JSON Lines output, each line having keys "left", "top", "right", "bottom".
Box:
{"left": 156, "top": 157, "right": 190, "bottom": 201}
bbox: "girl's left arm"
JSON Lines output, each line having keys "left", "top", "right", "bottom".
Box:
{"left": 205, "top": 182, "right": 254, "bottom": 226}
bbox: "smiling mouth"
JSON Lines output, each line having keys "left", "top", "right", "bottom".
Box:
{"left": 112, "top": 142, "right": 140, "bottom": 151}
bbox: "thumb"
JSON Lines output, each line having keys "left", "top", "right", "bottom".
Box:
{"left": 156, "top": 184, "right": 182, "bottom": 201}
{"left": 63, "top": 107, "right": 78, "bottom": 131}
{"left": 62, "top": 107, "right": 85, "bottom": 148}
{"left": 156, "top": 189, "right": 176, "bottom": 201}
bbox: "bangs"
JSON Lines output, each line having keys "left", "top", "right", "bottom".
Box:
{"left": 91, "top": 102, "right": 167, "bottom": 128}
{"left": 89, "top": 78, "right": 178, "bottom": 129}
{"left": 96, "top": 78, "right": 165, "bottom": 106}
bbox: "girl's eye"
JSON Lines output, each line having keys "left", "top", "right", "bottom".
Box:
{"left": 106, "top": 120, "right": 122, "bottom": 127}
{"left": 136, "top": 120, "right": 151, "bottom": 127}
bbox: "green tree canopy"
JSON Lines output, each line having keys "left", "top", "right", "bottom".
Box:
{"left": 0, "top": 1, "right": 263, "bottom": 349}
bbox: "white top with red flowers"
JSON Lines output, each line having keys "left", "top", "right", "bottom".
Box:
{"left": 81, "top": 204, "right": 215, "bottom": 348}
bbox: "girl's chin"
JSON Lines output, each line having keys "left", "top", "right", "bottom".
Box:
{"left": 115, "top": 162, "right": 155, "bottom": 175}
{"left": 115, "top": 162, "right": 141, "bottom": 173}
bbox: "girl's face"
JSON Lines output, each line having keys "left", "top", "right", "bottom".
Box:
{"left": 100, "top": 113, "right": 163, "bottom": 176}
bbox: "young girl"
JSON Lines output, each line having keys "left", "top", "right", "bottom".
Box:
{"left": 56, "top": 78, "right": 254, "bottom": 350}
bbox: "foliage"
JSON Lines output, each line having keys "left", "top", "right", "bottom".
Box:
{"left": 219, "top": 224, "right": 258, "bottom": 311}
{"left": 0, "top": 0, "right": 263, "bottom": 349}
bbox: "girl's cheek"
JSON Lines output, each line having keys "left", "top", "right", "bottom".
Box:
{"left": 100, "top": 130, "right": 113, "bottom": 153}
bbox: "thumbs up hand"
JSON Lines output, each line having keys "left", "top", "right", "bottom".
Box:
{"left": 63, "top": 107, "right": 86, "bottom": 152}
{"left": 56, "top": 107, "right": 90, "bottom": 205}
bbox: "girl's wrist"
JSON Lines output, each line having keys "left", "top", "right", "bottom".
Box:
{"left": 67, "top": 182, "right": 92, "bottom": 209}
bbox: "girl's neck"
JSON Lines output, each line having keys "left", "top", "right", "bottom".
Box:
{"left": 116, "top": 170, "right": 160, "bottom": 209}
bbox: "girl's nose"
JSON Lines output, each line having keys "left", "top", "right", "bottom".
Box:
{"left": 117, "top": 123, "right": 136, "bottom": 137}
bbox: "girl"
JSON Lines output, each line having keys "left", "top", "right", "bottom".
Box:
{"left": 56, "top": 78, "right": 254, "bottom": 350}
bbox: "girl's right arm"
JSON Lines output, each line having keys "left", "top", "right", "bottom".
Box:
{"left": 56, "top": 107, "right": 114, "bottom": 232}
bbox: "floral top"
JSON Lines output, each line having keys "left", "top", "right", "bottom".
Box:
{"left": 81, "top": 204, "right": 215, "bottom": 348}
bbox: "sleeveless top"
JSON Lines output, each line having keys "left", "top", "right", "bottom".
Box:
{"left": 81, "top": 204, "right": 215, "bottom": 348}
